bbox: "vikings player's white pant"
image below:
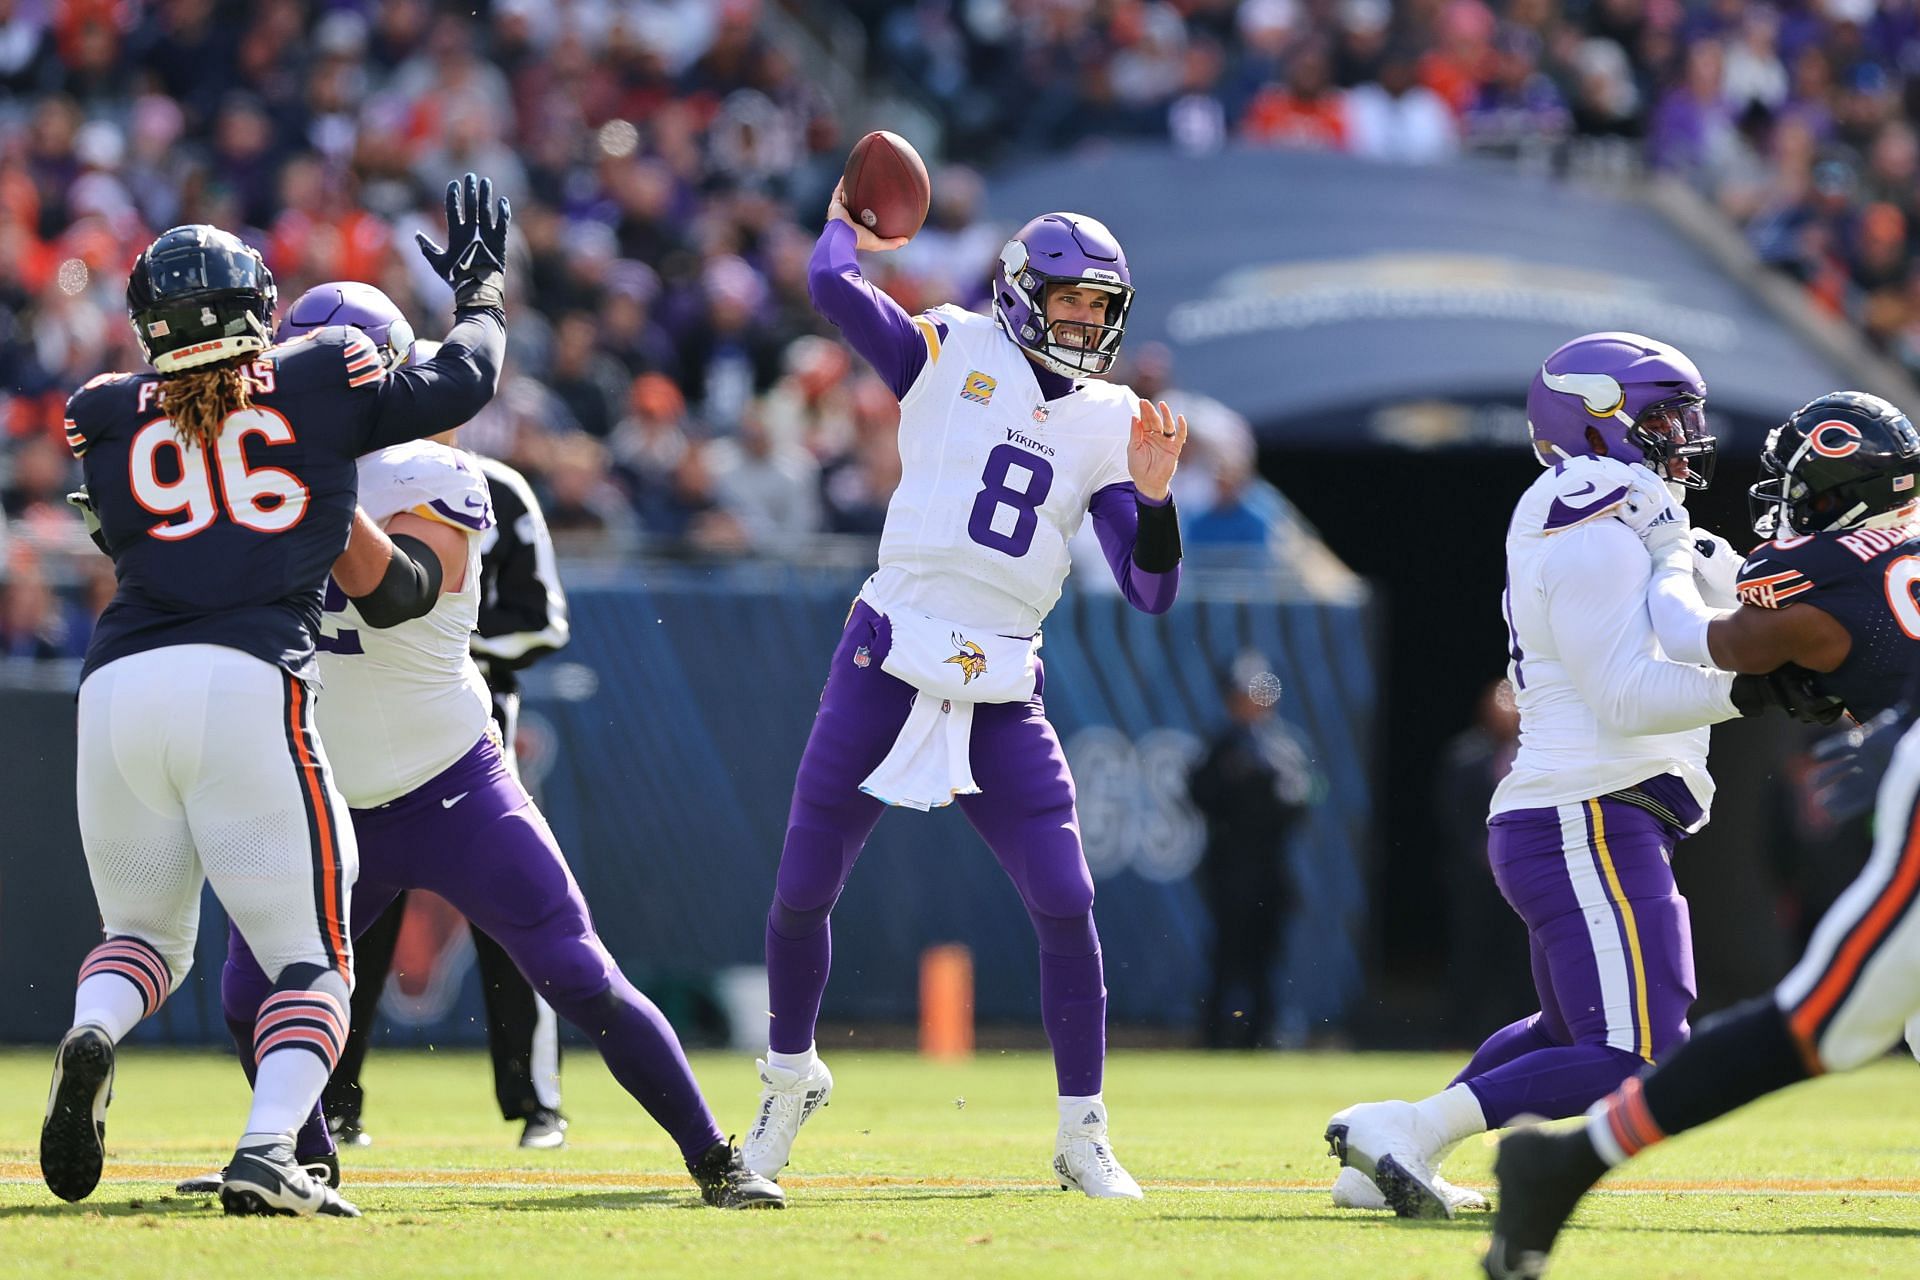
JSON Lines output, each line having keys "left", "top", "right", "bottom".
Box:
{"left": 76, "top": 644, "right": 356, "bottom": 988}
{"left": 1776, "top": 720, "right": 1920, "bottom": 1073}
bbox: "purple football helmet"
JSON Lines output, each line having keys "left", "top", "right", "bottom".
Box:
{"left": 277, "top": 280, "right": 416, "bottom": 371}
{"left": 1526, "top": 331, "right": 1715, "bottom": 488}
{"left": 993, "top": 212, "right": 1133, "bottom": 378}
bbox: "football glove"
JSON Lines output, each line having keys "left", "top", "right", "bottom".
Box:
{"left": 1808, "top": 703, "right": 1912, "bottom": 824}
{"left": 415, "top": 172, "right": 510, "bottom": 313}
{"left": 1690, "top": 530, "right": 1743, "bottom": 609}
{"left": 1618, "top": 470, "right": 1691, "bottom": 558}
{"left": 66, "top": 488, "right": 107, "bottom": 555}
{"left": 1730, "top": 666, "right": 1848, "bottom": 725}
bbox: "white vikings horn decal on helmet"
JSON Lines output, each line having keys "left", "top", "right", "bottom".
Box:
{"left": 1541, "top": 370, "right": 1629, "bottom": 419}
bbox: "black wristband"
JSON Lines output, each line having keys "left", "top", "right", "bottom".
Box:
{"left": 352, "top": 532, "right": 445, "bottom": 628}
{"left": 1132, "top": 496, "right": 1182, "bottom": 573}
{"left": 452, "top": 270, "right": 506, "bottom": 314}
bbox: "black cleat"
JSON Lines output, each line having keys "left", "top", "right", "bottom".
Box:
{"left": 1482, "top": 1128, "right": 1610, "bottom": 1279}
{"left": 40, "top": 1025, "right": 115, "bottom": 1203}
{"left": 220, "top": 1143, "right": 361, "bottom": 1218}
{"left": 689, "top": 1140, "right": 786, "bottom": 1210}
{"left": 519, "top": 1108, "right": 568, "bottom": 1150}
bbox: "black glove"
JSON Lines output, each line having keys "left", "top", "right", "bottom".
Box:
{"left": 415, "top": 172, "right": 510, "bottom": 313}
{"left": 1808, "top": 703, "right": 1913, "bottom": 824}
{"left": 66, "top": 488, "right": 108, "bottom": 555}
{"left": 1730, "top": 667, "right": 1848, "bottom": 725}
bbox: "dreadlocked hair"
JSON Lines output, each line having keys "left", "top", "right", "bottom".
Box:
{"left": 159, "top": 357, "right": 253, "bottom": 453}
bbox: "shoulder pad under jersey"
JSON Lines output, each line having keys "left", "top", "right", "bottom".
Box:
{"left": 357, "top": 442, "right": 494, "bottom": 531}
{"left": 1538, "top": 455, "right": 1639, "bottom": 534}
{"left": 1736, "top": 541, "right": 1820, "bottom": 609}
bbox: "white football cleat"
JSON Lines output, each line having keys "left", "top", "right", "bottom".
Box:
{"left": 1053, "top": 1101, "right": 1144, "bottom": 1200}
{"left": 1331, "top": 1164, "right": 1488, "bottom": 1213}
{"left": 1324, "top": 1100, "right": 1453, "bottom": 1219}
{"left": 740, "top": 1055, "right": 833, "bottom": 1180}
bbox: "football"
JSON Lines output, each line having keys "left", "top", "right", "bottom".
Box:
{"left": 841, "top": 130, "right": 931, "bottom": 241}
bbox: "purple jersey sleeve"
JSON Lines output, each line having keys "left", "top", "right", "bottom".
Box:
{"left": 1089, "top": 481, "right": 1181, "bottom": 615}
{"left": 807, "top": 220, "right": 940, "bottom": 399}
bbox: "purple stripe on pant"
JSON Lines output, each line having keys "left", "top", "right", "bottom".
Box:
{"left": 1453, "top": 796, "right": 1697, "bottom": 1127}
{"left": 767, "top": 601, "right": 1106, "bottom": 1095}
{"left": 222, "top": 734, "right": 723, "bottom": 1162}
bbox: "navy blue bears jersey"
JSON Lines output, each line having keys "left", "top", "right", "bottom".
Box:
{"left": 70, "top": 311, "right": 504, "bottom": 684}
{"left": 1736, "top": 523, "right": 1920, "bottom": 720}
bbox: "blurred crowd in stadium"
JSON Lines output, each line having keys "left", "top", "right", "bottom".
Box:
{"left": 7, "top": 0, "right": 1920, "bottom": 657}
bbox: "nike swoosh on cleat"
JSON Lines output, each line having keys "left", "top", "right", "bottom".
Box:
{"left": 441, "top": 792, "right": 469, "bottom": 809}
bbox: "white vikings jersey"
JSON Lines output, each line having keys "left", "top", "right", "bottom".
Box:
{"left": 1491, "top": 455, "right": 1738, "bottom": 825}
{"left": 867, "top": 305, "right": 1136, "bottom": 634}
{"left": 316, "top": 440, "right": 493, "bottom": 808}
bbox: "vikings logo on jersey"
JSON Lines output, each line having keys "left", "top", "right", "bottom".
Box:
{"left": 944, "top": 634, "right": 988, "bottom": 684}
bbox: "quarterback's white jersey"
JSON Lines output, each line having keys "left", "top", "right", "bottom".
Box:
{"left": 1491, "top": 455, "right": 1739, "bottom": 824}
{"left": 316, "top": 440, "right": 493, "bottom": 809}
{"left": 866, "top": 305, "right": 1136, "bottom": 634}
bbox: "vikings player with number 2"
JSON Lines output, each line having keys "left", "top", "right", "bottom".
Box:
{"left": 40, "top": 175, "right": 507, "bottom": 1219}
{"left": 741, "top": 188, "right": 1186, "bottom": 1198}
{"left": 1325, "top": 333, "right": 1843, "bottom": 1221}
{"left": 202, "top": 282, "right": 781, "bottom": 1211}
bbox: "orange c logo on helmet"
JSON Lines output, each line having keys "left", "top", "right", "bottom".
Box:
{"left": 1810, "top": 420, "right": 1862, "bottom": 458}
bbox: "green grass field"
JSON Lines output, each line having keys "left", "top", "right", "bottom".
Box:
{"left": 1, "top": 1046, "right": 1916, "bottom": 1278}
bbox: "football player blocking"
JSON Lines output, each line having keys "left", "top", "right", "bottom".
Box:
{"left": 196, "top": 281, "right": 776, "bottom": 1210}
{"left": 743, "top": 183, "right": 1187, "bottom": 1198}
{"left": 43, "top": 177, "right": 510, "bottom": 1218}
{"left": 1481, "top": 396, "right": 1920, "bottom": 1277}
{"left": 1328, "top": 334, "right": 1871, "bottom": 1220}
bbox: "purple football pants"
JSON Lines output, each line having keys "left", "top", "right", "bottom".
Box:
{"left": 222, "top": 735, "right": 724, "bottom": 1163}
{"left": 766, "top": 602, "right": 1106, "bottom": 1096}
{"left": 1453, "top": 797, "right": 1697, "bottom": 1126}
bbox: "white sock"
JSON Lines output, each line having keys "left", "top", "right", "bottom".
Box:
{"left": 1059, "top": 1093, "right": 1105, "bottom": 1126}
{"left": 1584, "top": 1102, "right": 1629, "bottom": 1167}
{"left": 767, "top": 1044, "right": 818, "bottom": 1074}
{"left": 71, "top": 975, "right": 147, "bottom": 1044}
{"left": 245, "top": 1049, "right": 331, "bottom": 1141}
{"left": 1412, "top": 1085, "right": 1487, "bottom": 1150}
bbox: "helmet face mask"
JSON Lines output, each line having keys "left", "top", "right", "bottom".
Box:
{"left": 1629, "top": 394, "right": 1716, "bottom": 490}
{"left": 994, "top": 214, "right": 1133, "bottom": 378}
{"left": 126, "top": 225, "right": 277, "bottom": 374}
{"left": 1748, "top": 391, "right": 1920, "bottom": 539}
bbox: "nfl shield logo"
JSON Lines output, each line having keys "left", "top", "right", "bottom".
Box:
{"left": 1032, "top": 405, "right": 1049, "bottom": 424}
{"left": 853, "top": 645, "right": 871, "bottom": 668}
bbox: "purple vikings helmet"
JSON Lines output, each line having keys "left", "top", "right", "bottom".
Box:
{"left": 993, "top": 212, "right": 1133, "bottom": 378}
{"left": 1526, "top": 332, "right": 1715, "bottom": 488}
{"left": 277, "top": 280, "right": 417, "bottom": 371}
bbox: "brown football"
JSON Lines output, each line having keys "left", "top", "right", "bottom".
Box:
{"left": 841, "top": 131, "right": 931, "bottom": 241}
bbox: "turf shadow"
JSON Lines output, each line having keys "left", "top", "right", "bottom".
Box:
{"left": 0, "top": 1196, "right": 216, "bottom": 1219}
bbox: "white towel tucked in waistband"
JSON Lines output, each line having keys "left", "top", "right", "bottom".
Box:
{"left": 858, "top": 596, "right": 1040, "bottom": 810}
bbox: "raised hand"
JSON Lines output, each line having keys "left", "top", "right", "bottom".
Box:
{"left": 1128, "top": 398, "right": 1187, "bottom": 502}
{"left": 416, "top": 173, "right": 512, "bottom": 311}
{"left": 826, "top": 182, "right": 909, "bottom": 253}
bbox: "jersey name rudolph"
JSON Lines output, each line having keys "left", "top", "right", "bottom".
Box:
{"left": 867, "top": 305, "right": 1135, "bottom": 634}
{"left": 315, "top": 440, "right": 494, "bottom": 808}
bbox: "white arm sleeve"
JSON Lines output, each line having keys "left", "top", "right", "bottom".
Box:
{"left": 1542, "top": 520, "right": 1740, "bottom": 733}
{"left": 1646, "top": 542, "right": 1729, "bottom": 668}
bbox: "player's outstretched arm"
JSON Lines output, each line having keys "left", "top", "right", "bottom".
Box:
{"left": 1544, "top": 520, "right": 1742, "bottom": 733}
{"left": 1645, "top": 539, "right": 1851, "bottom": 674}
{"left": 357, "top": 174, "right": 511, "bottom": 452}
{"left": 807, "top": 184, "right": 929, "bottom": 399}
